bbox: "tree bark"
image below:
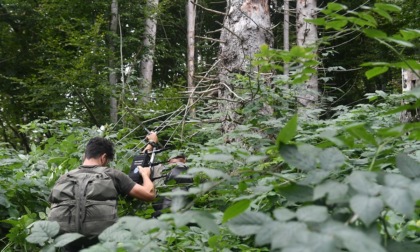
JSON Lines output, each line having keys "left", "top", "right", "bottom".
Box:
{"left": 109, "top": 0, "right": 119, "bottom": 123}
{"left": 284, "top": 0, "right": 290, "bottom": 76}
{"left": 296, "top": 0, "right": 318, "bottom": 110}
{"left": 400, "top": 68, "right": 420, "bottom": 122}
{"left": 187, "top": 0, "right": 196, "bottom": 117}
{"left": 217, "top": 0, "right": 273, "bottom": 136}
{"left": 139, "top": 0, "right": 159, "bottom": 102}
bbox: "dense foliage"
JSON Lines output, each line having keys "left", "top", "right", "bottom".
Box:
{"left": 0, "top": 0, "right": 419, "bottom": 251}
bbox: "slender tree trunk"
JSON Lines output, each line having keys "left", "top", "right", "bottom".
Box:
{"left": 109, "top": 0, "right": 118, "bottom": 123}
{"left": 400, "top": 68, "right": 420, "bottom": 122}
{"left": 296, "top": 0, "right": 318, "bottom": 110}
{"left": 139, "top": 0, "right": 159, "bottom": 102}
{"left": 187, "top": 0, "right": 196, "bottom": 117}
{"left": 284, "top": 0, "right": 290, "bottom": 76}
{"left": 217, "top": 0, "right": 273, "bottom": 136}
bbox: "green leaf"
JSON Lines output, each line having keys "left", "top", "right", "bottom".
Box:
{"left": 307, "top": 18, "right": 326, "bottom": 25}
{"left": 345, "top": 124, "right": 378, "bottom": 146}
{"left": 335, "top": 228, "right": 386, "bottom": 252}
{"left": 319, "top": 147, "right": 345, "bottom": 170}
{"left": 363, "top": 29, "right": 387, "bottom": 38}
{"left": 40, "top": 244, "right": 56, "bottom": 252}
{"left": 194, "top": 211, "right": 219, "bottom": 235}
{"left": 400, "top": 29, "right": 420, "bottom": 41}
{"left": 26, "top": 221, "right": 60, "bottom": 245}
{"left": 381, "top": 187, "right": 414, "bottom": 217}
{"left": 280, "top": 184, "right": 314, "bottom": 202}
{"left": 314, "top": 181, "right": 348, "bottom": 203}
{"left": 350, "top": 194, "right": 383, "bottom": 226}
{"left": 365, "top": 66, "right": 389, "bottom": 79}
{"left": 270, "top": 222, "right": 308, "bottom": 249}
{"left": 383, "top": 173, "right": 411, "bottom": 188}
{"left": 276, "top": 115, "right": 298, "bottom": 145}
{"left": 325, "top": 20, "right": 348, "bottom": 30}
{"left": 301, "top": 170, "right": 330, "bottom": 185}
{"left": 348, "top": 171, "right": 381, "bottom": 196}
{"left": 0, "top": 194, "right": 11, "bottom": 208}
{"left": 327, "top": 2, "right": 348, "bottom": 11}
{"left": 255, "top": 221, "right": 281, "bottom": 246}
{"left": 54, "top": 233, "right": 84, "bottom": 247}
{"left": 385, "top": 38, "right": 414, "bottom": 47}
{"left": 223, "top": 199, "right": 251, "bottom": 223}
{"left": 273, "top": 208, "right": 296, "bottom": 222}
{"left": 374, "top": 3, "right": 401, "bottom": 12}
{"left": 386, "top": 241, "right": 420, "bottom": 252}
{"left": 296, "top": 206, "right": 329, "bottom": 223}
{"left": 372, "top": 8, "right": 392, "bottom": 22}
{"left": 279, "top": 144, "right": 319, "bottom": 171}
{"left": 228, "top": 211, "right": 272, "bottom": 236}
{"left": 396, "top": 153, "right": 420, "bottom": 178}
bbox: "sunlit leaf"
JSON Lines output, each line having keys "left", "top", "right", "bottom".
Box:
{"left": 365, "top": 66, "right": 389, "bottom": 79}
{"left": 381, "top": 187, "right": 414, "bottom": 217}
{"left": 276, "top": 115, "right": 298, "bottom": 145}
{"left": 319, "top": 147, "right": 345, "bottom": 170}
{"left": 223, "top": 199, "right": 251, "bottom": 223}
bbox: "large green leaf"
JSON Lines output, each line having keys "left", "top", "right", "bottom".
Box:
{"left": 26, "top": 221, "right": 60, "bottom": 246}
{"left": 223, "top": 199, "right": 251, "bottom": 223}
{"left": 381, "top": 187, "right": 414, "bottom": 217}
{"left": 386, "top": 241, "right": 420, "bottom": 252}
{"left": 335, "top": 228, "right": 386, "bottom": 252}
{"left": 54, "top": 233, "right": 84, "bottom": 248}
{"left": 396, "top": 153, "right": 420, "bottom": 178}
{"left": 279, "top": 144, "right": 319, "bottom": 171}
{"left": 350, "top": 194, "right": 383, "bottom": 226}
{"left": 348, "top": 171, "right": 381, "bottom": 196}
{"left": 255, "top": 221, "right": 281, "bottom": 246}
{"left": 273, "top": 208, "right": 296, "bottom": 221}
{"left": 365, "top": 66, "right": 389, "bottom": 80}
{"left": 228, "top": 211, "right": 272, "bottom": 236}
{"left": 280, "top": 184, "right": 314, "bottom": 203}
{"left": 314, "top": 181, "right": 349, "bottom": 203}
{"left": 296, "top": 206, "right": 329, "bottom": 223}
{"left": 319, "top": 147, "right": 345, "bottom": 170}
{"left": 270, "top": 222, "right": 308, "bottom": 249}
{"left": 276, "top": 115, "right": 298, "bottom": 145}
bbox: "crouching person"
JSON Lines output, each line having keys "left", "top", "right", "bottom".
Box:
{"left": 47, "top": 136, "right": 156, "bottom": 251}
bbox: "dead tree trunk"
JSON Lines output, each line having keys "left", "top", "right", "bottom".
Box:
{"left": 296, "top": 0, "right": 318, "bottom": 111}
{"left": 217, "top": 0, "right": 273, "bottom": 136}
{"left": 400, "top": 68, "right": 420, "bottom": 122}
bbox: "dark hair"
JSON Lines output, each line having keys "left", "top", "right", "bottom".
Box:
{"left": 84, "top": 137, "right": 115, "bottom": 161}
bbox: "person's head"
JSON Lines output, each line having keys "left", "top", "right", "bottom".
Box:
{"left": 168, "top": 153, "right": 186, "bottom": 164}
{"left": 84, "top": 137, "right": 115, "bottom": 165}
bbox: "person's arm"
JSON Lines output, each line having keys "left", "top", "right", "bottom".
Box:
{"left": 128, "top": 166, "right": 156, "bottom": 201}
{"left": 143, "top": 131, "right": 158, "bottom": 154}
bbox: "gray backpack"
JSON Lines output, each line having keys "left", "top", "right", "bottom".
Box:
{"left": 48, "top": 166, "right": 118, "bottom": 236}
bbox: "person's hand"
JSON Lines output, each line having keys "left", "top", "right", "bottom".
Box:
{"left": 138, "top": 166, "right": 151, "bottom": 178}
{"left": 146, "top": 131, "right": 158, "bottom": 143}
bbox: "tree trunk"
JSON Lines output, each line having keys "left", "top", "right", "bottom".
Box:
{"left": 217, "top": 0, "right": 273, "bottom": 135}
{"left": 284, "top": 0, "right": 290, "bottom": 76}
{"left": 109, "top": 0, "right": 119, "bottom": 123}
{"left": 400, "top": 68, "right": 420, "bottom": 122}
{"left": 187, "top": 0, "right": 196, "bottom": 117}
{"left": 139, "top": 0, "right": 159, "bottom": 102}
{"left": 296, "top": 0, "right": 318, "bottom": 111}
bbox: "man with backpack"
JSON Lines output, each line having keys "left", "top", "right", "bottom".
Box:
{"left": 47, "top": 133, "right": 158, "bottom": 251}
